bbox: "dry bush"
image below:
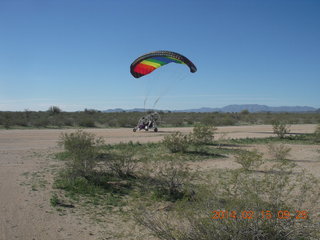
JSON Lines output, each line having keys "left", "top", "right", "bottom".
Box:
{"left": 267, "top": 143, "right": 291, "bottom": 161}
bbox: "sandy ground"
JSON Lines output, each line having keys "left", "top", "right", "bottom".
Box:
{"left": 0, "top": 124, "right": 319, "bottom": 240}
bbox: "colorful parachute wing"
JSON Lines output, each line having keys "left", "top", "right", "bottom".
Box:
{"left": 130, "top": 50, "right": 197, "bottom": 78}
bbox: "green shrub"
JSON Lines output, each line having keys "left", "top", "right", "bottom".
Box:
{"left": 59, "top": 130, "right": 104, "bottom": 178}
{"left": 234, "top": 149, "right": 263, "bottom": 171}
{"left": 79, "top": 118, "right": 96, "bottom": 127}
{"left": 50, "top": 193, "right": 60, "bottom": 207}
{"left": 33, "top": 118, "right": 49, "bottom": 128}
{"left": 218, "top": 116, "right": 237, "bottom": 126}
{"left": 240, "top": 109, "right": 250, "bottom": 114}
{"left": 272, "top": 120, "right": 291, "bottom": 139}
{"left": 190, "top": 124, "right": 217, "bottom": 145}
{"left": 162, "top": 132, "right": 189, "bottom": 153}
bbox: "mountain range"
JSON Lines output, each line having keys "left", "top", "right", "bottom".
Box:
{"left": 103, "top": 104, "right": 319, "bottom": 113}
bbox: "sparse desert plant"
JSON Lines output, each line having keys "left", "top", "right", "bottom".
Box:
{"left": 50, "top": 193, "right": 60, "bottom": 207}
{"left": 189, "top": 124, "right": 217, "bottom": 145}
{"left": 59, "top": 130, "right": 104, "bottom": 178}
{"left": 217, "top": 132, "right": 229, "bottom": 148}
{"left": 267, "top": 143, "right": 291, "bottom": 164}
{"left": 234, "top": 149, "right": 263, "bottom": 171}
{"left": 162, "top": 132, "right": 189, "bottom": 153}
{"left": 151, "top": 159, "right": 193, "bottom": 201}
{"left": 105, "top": 146, "right": 137, "bottom": 178}
{"left": 272, "top": 120, "right": 291, "bottom": 139}
{"left": 137, "top": 163, "right": 320, "bottom": 240}
{"left": 313, "top": 124, "right": 320, "bottom": 143}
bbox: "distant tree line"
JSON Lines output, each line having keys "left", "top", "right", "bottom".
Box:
{"left": 0, "top": 107, "right": 319, "bottom": 129}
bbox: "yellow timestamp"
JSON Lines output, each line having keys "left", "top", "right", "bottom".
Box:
{"left": 211, "top": 210, "right": 308, "bottom": 220}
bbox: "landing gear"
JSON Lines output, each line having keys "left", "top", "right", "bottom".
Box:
{"left": 133, "top": 112, "right": 160, "bottom": 133}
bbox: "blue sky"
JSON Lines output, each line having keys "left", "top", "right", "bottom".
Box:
{"left": 1, "top": 0, "right": 319, "bottom": 111}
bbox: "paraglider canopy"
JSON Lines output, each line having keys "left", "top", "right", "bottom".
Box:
{"left": 130, "top": 50, "right": 197, "bottom": 78}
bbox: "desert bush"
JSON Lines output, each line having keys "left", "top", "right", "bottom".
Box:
{"left": 151, "top": 159, "right": 193, "bottom": 201}
{"left": 313, "top": 124, "right": 320, "bottom": 143}
{"left": 162, "top": 132, "right": 190, "bottom": 153}
{"left": 272, "top": 120, "right": 291, "bottom": 139}
{"left": 78, "top": 118, "right": 96, "bottom": 127}
{"left": 137, "top": 162, "right": 320, "bottom": 240}
{"left": 62, "top": 117, "right": 74, "bottom": 126}
{"left": 218, "top": 116, "right": 237, "bottom": 126}
{"left": 14, "top": 117, "right": 29, "bottom": 127}
{"left": 234, "top": 149, "right": 264, "bottom": 171}
{"left": 59, "top": 130, "right": 104, "bottom": 178}
{"left": 3, "top": 113, "right": 12, "bottom": 129}
{"left": 189, "top": 124, "right": 217, "bottom": 145}
{"left": 240, "top": 109, "right": 250, "bottom": 114}
{"left": 104, "top": 144, "right": 137, "bottom": 178}
{"left": 33, "top": 117, "right": 50, "bottom": 128}
{"left": 50, "top": 193, "right": 60, "bottom": 207}
{"left": 267, "top": 143, "right": 291, "bottom": 164}
{"left": 138, "top": 209, "right": 317, "bottom": 240}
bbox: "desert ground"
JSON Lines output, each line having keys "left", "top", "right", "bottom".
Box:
{"left": 0, "top": 124, "right": 319, "bottom": 240}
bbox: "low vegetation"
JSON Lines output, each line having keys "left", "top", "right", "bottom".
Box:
{"left": 267, "top": 143, "right": 292, "bottom": 162}
{"left": 162, "top": 132, "right": 190, "bottom": 153}
{"left": 137, "top": 168, "right": 320, "bottom": 240}
{"left": 314, "top": 124, "right": 320, "bottom": 143}
{"left": 1, "top": 109, "right": 320, "bottom": 129}
{"left": 58, "top": 130, "right": 104, "bottom": 178}
{"left": 162, "top": 124, "right": 218, "bottom": 154}
{"left": 226, "top": 133, "right": 320, "bottom": 145}
{"left": 272, "top": 120, "right": 291, "bottom": 138}
{"left": 234, "top": 149, "right": 264, "bottom": 171}
{"left": 150, "top": 158, "right": 194, "bottom": 201}
{"left": 52, "top": 126, "right": 320, "bottom": 239}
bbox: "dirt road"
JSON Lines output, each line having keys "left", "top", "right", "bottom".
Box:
{"left": 0, "top": 125, "right": 318, "bottom": 239}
